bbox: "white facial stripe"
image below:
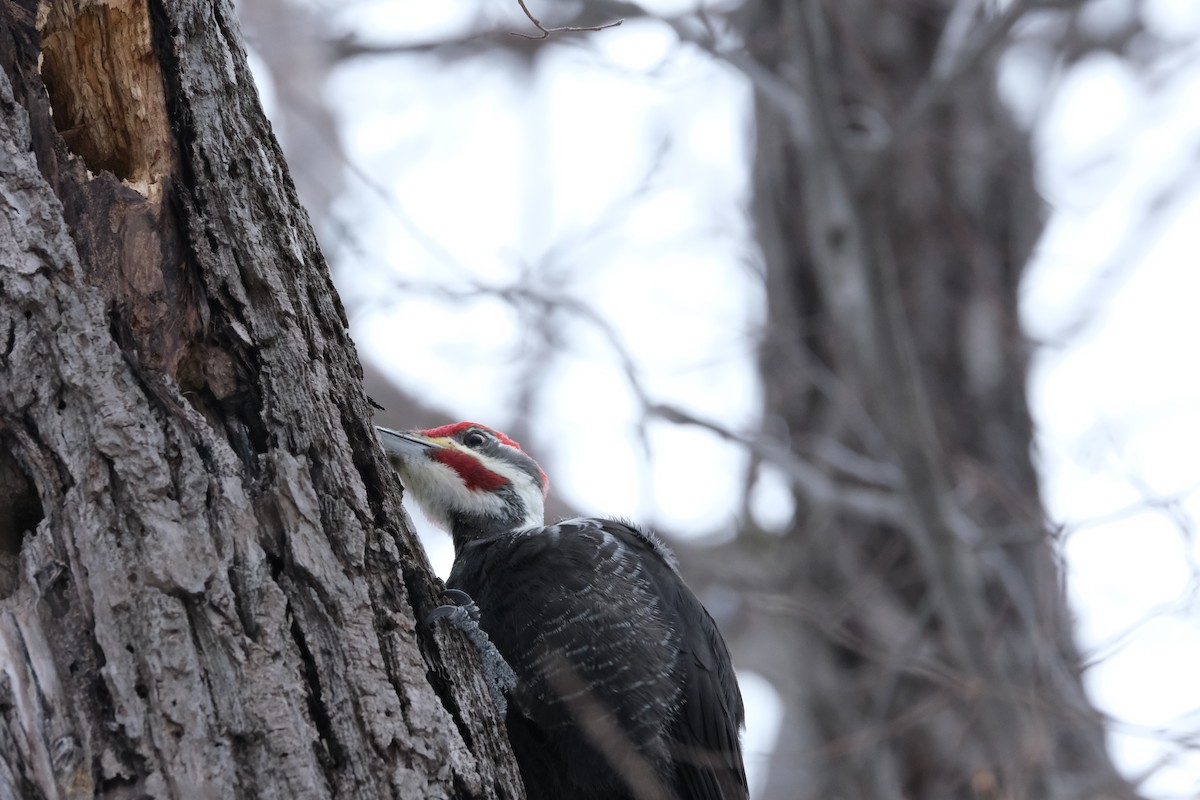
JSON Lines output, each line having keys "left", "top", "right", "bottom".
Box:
{"left": 397, "top": 457, "right": 507, "bottom": 530}
{"left": 396, "top": 442, "right": 545, "bottom": 532}
{"left": 466, "top": 446, "right": 545, "bottom": 529}
{"left": 511, "top": 470, "right": 545, "bottom": 530}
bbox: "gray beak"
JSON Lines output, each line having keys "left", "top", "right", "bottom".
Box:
{"left": 377, "top": 426, "right": 442, "bottom": 462}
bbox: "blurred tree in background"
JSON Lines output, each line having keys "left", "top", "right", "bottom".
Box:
{"left": 734, "top": 2, "right": 1124, "bottom": 796}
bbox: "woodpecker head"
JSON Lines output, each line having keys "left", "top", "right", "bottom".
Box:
{"left": 378, "top": 422, "right": 548, "bottom": 546}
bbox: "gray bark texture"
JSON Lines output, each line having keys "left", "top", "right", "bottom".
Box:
{"left": 0, "top": 0, "right": 523, "bottom": 798}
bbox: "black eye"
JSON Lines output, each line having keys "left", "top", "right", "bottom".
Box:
{"left": 463, "top": 430, "right": 488, "bottom": 449}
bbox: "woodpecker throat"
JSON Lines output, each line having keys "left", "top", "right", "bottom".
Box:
{"left": 378, "top": 422, "right": 748, "bottom": 800}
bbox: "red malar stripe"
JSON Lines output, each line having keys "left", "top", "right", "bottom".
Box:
{"left": 431, "top": 448, "right": 508, "bottom": 492}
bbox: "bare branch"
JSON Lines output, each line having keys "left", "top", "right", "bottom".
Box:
{"left": 646, "top": 403, "right": 908, "bottom": 527}
{"left": 512, "top": 0, "right": 623, "bottom": 41}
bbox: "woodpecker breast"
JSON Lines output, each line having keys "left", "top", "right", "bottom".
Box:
{"left": 378, "top": 422, "right": 748, "bottom": 800}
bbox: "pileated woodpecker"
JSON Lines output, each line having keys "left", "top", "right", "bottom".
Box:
{"left": 378, "top": 422, "right": 747, "bottom": 800}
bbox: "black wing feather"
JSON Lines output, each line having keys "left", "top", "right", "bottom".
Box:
{"left": 450, "top": 518, "right": 747, "bottom": 800}
{"left": 633, "top": 527, "right": 747, "bottom": 800}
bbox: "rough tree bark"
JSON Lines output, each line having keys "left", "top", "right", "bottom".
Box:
{"left": 0, "top": 0, "right": 523, "bottom": 797}
{"left": 709, "top": 1, "right": 1141, "bottom": 798}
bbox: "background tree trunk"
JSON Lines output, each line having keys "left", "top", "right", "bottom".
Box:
{"left": 0, "top": 1, "right": 522, "bottom": 797}
{"left": 697, "top": 1, "right": 1139, "bottom": 797}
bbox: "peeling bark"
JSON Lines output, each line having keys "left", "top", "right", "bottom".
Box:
{"left": 0, "top": 0, "right": 523, "bottom": 797}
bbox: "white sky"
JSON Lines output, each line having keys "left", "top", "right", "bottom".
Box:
{"left": 255, "top": 1, "right": 1200, "bottom": 795}
{"left": 1013, "top": 10, "right": 1200, "bottom": 792}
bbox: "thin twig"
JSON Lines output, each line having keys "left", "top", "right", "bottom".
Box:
{"left": 512, "top": 0, "right": 623, "bottom": 40}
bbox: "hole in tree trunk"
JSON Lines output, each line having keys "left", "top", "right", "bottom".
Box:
{"left": 0, "top": 448, "right": 44, "bottom": 599}
{"left": 37, "top": 0, "right": 173, "bottom": 189}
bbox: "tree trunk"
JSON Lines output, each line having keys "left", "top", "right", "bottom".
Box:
{"left": 723, "top": 1, "right": 1139, "bottom": 797}
{"left": 0, "top": 1, "right": 522, "bottom": 797}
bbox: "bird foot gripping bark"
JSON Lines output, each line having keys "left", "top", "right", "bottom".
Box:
{"left": 423, "top": 589, "right": 516, "bottom": 716}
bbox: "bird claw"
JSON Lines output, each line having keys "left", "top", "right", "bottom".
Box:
{"left": 422, "top": 588, "right": 481, "bottom": 628}
{"left": 422, "top": 589, "right": 516, "bottom": 716}
{"left": 441, "top": 588, "right": 473, "bottom": 605}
